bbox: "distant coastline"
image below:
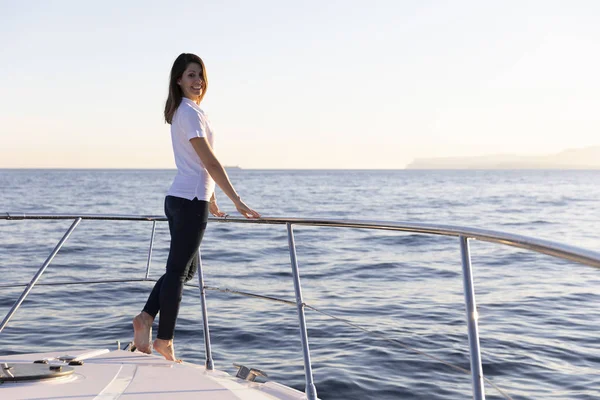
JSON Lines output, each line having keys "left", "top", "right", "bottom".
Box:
{"left": 2, "top": 147, "right": 600, "bottom": 170}
{"left": 406, "top": 146, "right": 600, "bottom": 170}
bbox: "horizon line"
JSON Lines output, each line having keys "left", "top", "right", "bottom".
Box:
{"left": 0, "top": 167, "right": 409, "bottom": 171}
{"left": 2, "top": 167, "right": 600, "bottom": 171}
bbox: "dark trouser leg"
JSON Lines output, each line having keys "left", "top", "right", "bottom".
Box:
{"left": 142, "top": 196, "right": 208, "bottom": 340}
{"left": 142, "top": 275, "right": 164, "bottom": 319}
{"left": 142, "top": 196, "right": 176, "bottom": 319}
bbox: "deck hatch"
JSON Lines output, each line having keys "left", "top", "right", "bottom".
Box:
{"left": 0, "top": 362, "right": 74, "bottom": 382}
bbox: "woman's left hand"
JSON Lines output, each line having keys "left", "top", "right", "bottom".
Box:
{"left": 209, "top": 201, "right": 227, "bottom": 217}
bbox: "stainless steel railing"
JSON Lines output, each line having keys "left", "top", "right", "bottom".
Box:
{"left": 2, "top": 213, "right": 600, "bottom": 400}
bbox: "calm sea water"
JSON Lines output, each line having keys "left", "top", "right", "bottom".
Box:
{"left": 1, "top": 169, "right": 599, "bottom": 399}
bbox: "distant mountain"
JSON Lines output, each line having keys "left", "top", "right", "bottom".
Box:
{"left": 406, "top": 146, "right": 600, "bottom": 169}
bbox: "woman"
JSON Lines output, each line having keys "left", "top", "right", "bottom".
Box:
{"left": 133, "top": 53, "right": 260, "bottom": 362}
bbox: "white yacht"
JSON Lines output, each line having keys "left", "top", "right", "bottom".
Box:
{"left": 2, "top": 212, "right": 600, "bottom": 399}
{"left": 0, "top": 347, "right": 307, "bottom": 399}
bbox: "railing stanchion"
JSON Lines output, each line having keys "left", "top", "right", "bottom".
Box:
{"left": 144, "top": 221, "right": 157, "bottom": 279}
{"left": 0, "top": 218, "right": 82, "bottom": 334}
{"left": 286, "top": 223, "right": 318, "bottom": 400}
{"left": 196, "top": 250, "right": 214, "bottom": 370}
{"left": 460, "top": 236, "right": 485, "bottom": 400}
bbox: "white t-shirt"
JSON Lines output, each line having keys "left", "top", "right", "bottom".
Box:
{"left": 166, "top": 97, "right": 215, "bottom": 201}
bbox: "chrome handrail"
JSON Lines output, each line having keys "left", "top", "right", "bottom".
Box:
{"left": 2, "top": 213, "right": 600, "bottom": 400}
{"left": 460, "top": 236, "right": 485, "bottom": 399}
{"left": 287, "top": 223, "right": 318, "bottom": 399}
{"left": 196, "top": 251, "right": 214, "bottom": 371}
{"left": 0, "top": 218, "right": 82, "bottom": 332}
{"left": 3, "top": 213, "right": 600, "bottom": 269}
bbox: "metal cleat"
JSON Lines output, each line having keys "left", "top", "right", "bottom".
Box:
{"left": 233, "top": 363, "right": 268, "bottom": 382}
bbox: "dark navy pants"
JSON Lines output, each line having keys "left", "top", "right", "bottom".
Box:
{"left": 143, "top": 195, "right": 209, "bottom": 340}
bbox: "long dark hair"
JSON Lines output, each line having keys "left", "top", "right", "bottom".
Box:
{"left": 164, "top": 53, "right": 208, "bottom": 124}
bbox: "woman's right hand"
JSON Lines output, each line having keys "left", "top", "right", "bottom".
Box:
{"left": 234, "top": 199, "right": 261, "bottom": 219}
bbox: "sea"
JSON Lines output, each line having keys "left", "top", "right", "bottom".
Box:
{"left": 0, "top": 169, "right": 599, "bottom": 399}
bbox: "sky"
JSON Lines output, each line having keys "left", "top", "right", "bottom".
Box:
{"left": 1, "top": 0, "right": 599, "bottom": 169}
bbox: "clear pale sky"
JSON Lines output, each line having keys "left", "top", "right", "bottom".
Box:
{"left": 1, "top": 1, "right": 599, "bottom": 169}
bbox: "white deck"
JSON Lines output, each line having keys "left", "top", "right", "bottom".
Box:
{"left": 0, "top": 348, "right": 310, "bottom": 400}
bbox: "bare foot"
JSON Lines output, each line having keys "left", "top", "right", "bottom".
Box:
{"left": 133, "top": 312, "right": 153, "bottom": 354}
{"left": 153, "top": 338, "right": 181, "bottom": 362}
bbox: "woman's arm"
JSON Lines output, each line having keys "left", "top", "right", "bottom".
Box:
{"left": 190, "top": 137, "right": 260, "bottom": 218}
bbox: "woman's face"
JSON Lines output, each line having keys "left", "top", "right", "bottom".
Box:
{"left": 177, "top": 63, "right": 204, "bottom": 101}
